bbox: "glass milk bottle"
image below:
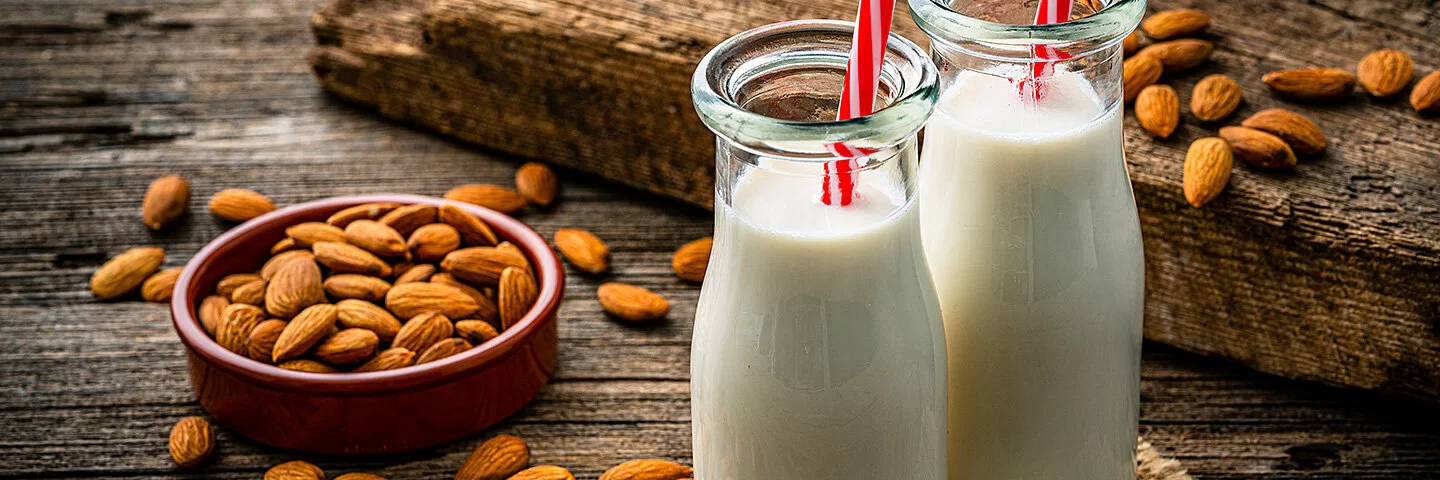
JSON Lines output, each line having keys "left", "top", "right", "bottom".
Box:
{"left": 908, "top": 0, "right": 1147, "bottom": 479}
{"left": 689, "top": 20, "right": 946, "bottom": 480}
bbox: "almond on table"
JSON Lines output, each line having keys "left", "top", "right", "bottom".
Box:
{"left": 1135, "top": 84, "right": 1179, "bottom": 138}
{"left": 445, "top": 184, "right": 527, "bottom": 214}
{"left": 455, "top": 434, "right": 529, "bottom": 480}
{"left": 167, "top": 416, "right": 214, "bottom": 468}
{"left": 515, "top": 162, "right": 558, "bottom": 207}
{"left": 1356, "top": 48, "right": 1413, "bottom": 98}
{"left": 1190, "top": 74, "right": 1242, "bottom": 122}
{"left": 672, "top": 237, "right": 713, "bottom": 283}
{"left": 1183, "top": 138, "right": 1233, "bottom": 208}
{"left": 1241, "top": 108, "right": 1326, "bottom": 154}
{"left": 142, "top": 175, "right": 190, "bottom": 230}
{"left": 597, "top": 282, "right": 669, "bottom": 323}
{"left": 1220, "top": 126, "right": 1297, "bottom": 169}
{"left": 90, "top": 246, "right": 165, "bottom": 300}
{"left": 1262, "top": 68, "right": 1357, "bottom": 100}
{"left": 553, "top": 228, "right": 610, "bottom": 274}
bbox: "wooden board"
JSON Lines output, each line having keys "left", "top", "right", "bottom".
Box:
{"left": 307, "top": 0, "right": 1440, "bottom": 403}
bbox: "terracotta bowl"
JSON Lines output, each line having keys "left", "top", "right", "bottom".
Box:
{"left": 170, "top": 194, "right": 563, "bottom": 454}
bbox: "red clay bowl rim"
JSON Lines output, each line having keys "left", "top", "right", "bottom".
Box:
{"left": 170, "top": 194, "right": 564, "bottom": 396}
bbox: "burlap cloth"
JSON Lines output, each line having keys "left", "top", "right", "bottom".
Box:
{"left": 1138, "top": 438, "right": 1191, "bottom": 480}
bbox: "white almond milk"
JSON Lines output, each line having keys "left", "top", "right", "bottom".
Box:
{"left": 691, "top": 164, "right": 947, "bottom": 480}
{"left": 920, "top": 70, "right": 1144, "bottom": 480}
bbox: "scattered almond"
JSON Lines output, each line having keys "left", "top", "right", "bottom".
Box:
{"left": 1137, "top": 39, "right": 1212, "bottom": 72}
{"left": 345, "top": 219, "right": 410, "bottom": 257}
{"left": 386, "top": 281, "right": 479, "bottom": 319}
{"left": 597, "top": 283, "right": 669, "bottom": 323}
{"left": 265, "top": 254, "right": 325, "bottom": 318}
{"left": 247, "top": 319, "right": 289, "bottom": 363}
{"left": 409, "top": 223, "right": 462, "bottom": 263}
{"left": 456, "top": 434, "right": 530, "bottom": 480}
{"left": 327, "top": 202, "right": 403, "bottom": 228}
{"left": 416, "top": 337, "right": 473, "bottom": 364}
{"left": 278, "top": 359, "right": 338, "bottom": 373}
{"left": 312, "top": 328, "right": 380, "bottom": 365}
{"left": 395, "top": 264, "right": 437, "bottom": 284}
{"left": 1219, "top": 126, "right": 1297, "bottom": 169}
{"left": 442, "top": 247, "right": 528, "bottom": 286}
{"left": 516, "top": 162, "right": 559, "bottom": 207}
{"left": 377, "top": 204, "right": 437, "bottom": 237}
{"left": 323, "top": 274, "right": 392, "bottom": 302}
{"left": 314, "top": 241, "right": 393, "bottom": 277}
{"left": 599, "top": 459, "right": 694, "bottom": 480}
{"left": 198, "top": 295, "right": 230, "bottom": 336}
{"left": 391, "top": 312, "right": 455, "bottom": 353}
{"left": 353, "top": 347, "right": 416, "bottom": 372}
{"left": 1183, "top": 138, "right": 1233, "bottom": 208}
{"left": 230, "top": 279, "right": 267, "bottom": 306}
{"left": 168, "top": 416, "right": 214, "bottom": 468}
{"left": 1357, "top": 49, "right": 1413, "bottom": 98}
{"left": 209, "top": 188, "right": 275, "bottom": 222}
{"left": 499, "top": 267, "right": 539, "bottom": 329}
{"left": 445, "top": 184, "right": 527, "bottom": 214}
{"left": 455, "top": 320, "right": 500, "bottom": 344}
{"left": 1262, "top": 68, "right": 1356, "bottom": 100}
{"left": 217, "top": 303, "right": 265, "bottom": 355}
{"left": 141, "top": 267, "right": 183, "bottom": 303}
{"left": 672, "top": 237, "right": 712, "bottom": 283}
{"left": 142, "top": 175, "right": 190, "bottom": 230}
{"left": 1122, "top": 55, "right": 1163, "bottom": 103}
{"left": 553, "top": 228, "right": 610, "bottom": 274}
{"left": 1135, "top": 84, "right": 1180, "bottom": 138}
{"left": 1241, "top": 108, "right": 1326, "bottom": 154}
{"left": 1411, "top": 70, "right": 1440, "bottom": 112}
{"left": 91, "top": 246, "right": 165, "bottom": 300}
{"left": 336, "top": 298, "right": 403, "bottom": 342}
{"left": 1140, "top": 9, "right": 1210, "bottom": 40}
{"left": 272, "top": 303, "right": 339, "bottom": 362}
{"left": 1190, "top": 74, "right": 1241, "bottom": 122}
{"left": 509, "top": 466, "right": 575, "bottom": 480}
{"left": 265, "top": 460, "right": 325, "bottom": 480}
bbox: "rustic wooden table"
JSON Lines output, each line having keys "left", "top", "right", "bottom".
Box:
{"left": 3, "top": 0, "right": 1439, "bottom": 479}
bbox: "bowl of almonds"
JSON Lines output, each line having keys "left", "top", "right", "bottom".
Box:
{"left": 169, "top": 194, "right": 563, "bottom": 454}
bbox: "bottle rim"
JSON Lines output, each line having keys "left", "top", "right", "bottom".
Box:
{"left": 908, "top": 0, "right": 1144, "bottom": 51}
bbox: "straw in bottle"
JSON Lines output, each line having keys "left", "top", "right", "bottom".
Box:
{"left": 821, "top": 0, "right": 896, "bottom": 207}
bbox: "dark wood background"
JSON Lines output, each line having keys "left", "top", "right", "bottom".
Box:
{"left": 2, "top": 0, "right": 1438, "bottom": 479}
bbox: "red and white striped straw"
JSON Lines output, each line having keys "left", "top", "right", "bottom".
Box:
{"left": 821, "top": 0, "right": 896, "bottom": 207}
{"left": 1020, "top": 0, "right": 1074, "bottom": 101}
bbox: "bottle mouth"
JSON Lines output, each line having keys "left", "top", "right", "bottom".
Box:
{"left": 692, "top": 19, "right": 938, "bottom": 161}
{"left": 908, "top": 0, "right": 1144, "bottom": 57}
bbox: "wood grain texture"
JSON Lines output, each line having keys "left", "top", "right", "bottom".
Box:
{"left": 307, "top": 0, "right": 1440, "bottom": 402}
{"left": 1, "top": 0, "right": 1439, "bottom": 478}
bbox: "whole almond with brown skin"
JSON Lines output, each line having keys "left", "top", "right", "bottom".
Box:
{"left": 553, "top": 228, "right": 610, "bottom": 274}
{"left": 1357, "top": 49, "right": 1413, "bottom": 98}
{"left": 395, "top": 264, "right": 437, "bottom": 284}
{"left": 142, "top": 175, "right": 189, "bottom": 230}
{"left": 672, "top": 237, "right": 712, "bottom": 283}
{"left": 261, "top": 250, "right": 313, "bottom": 280}
{"left": 265, "top": 254, "right": 325, "bottom": 318}
{"left": 314, "top": 241, "right": 393, "bottom": 277}
{"left": 217, "top": 272, "right": 263, "bottom": 297}
{"left": 456, "top": 434, "right": 530, "bottom": 480}
{"left": 378, "top": 204, "right": 437, "bottom": 237}
{"left": 327, "top": 202, "right": 403, "bottom": 228}
{"left": 1262, "top": 68, "right": 1356, "bottom": 100}
{"left": 416, "top": 338, "right": 473, "bottom": 364}
{"left": 1190, "top": 74, "right": 1242, "bottom": 121}
{"left": 432, "top": 273, "right": 500, "bottom": 324}
{"left": 324, "top": 274, "right": 392, "bottom": 302}
{"left": 271, "top": 237, "right": 298, "bottom": 255}
{"left": 509, "top": 466, "right": 575, "bottom": 480}
{"left": 442, "top": 247, "right": 528, "bottom": 286}
{"left": 278, "top": 359, "right": 337, "bottom": 373}
{"left": 209, "top": 188, "right": 275, "bottom": 222}
{"left": 1137, "top": 39, "right": 1212, "bottom": 72}
{"left": 1183, "top": 138, "right": 1233, "bottom": 208}
{"left": 455, "top": 320, "right": 500, "bottom": 344}
{"left": 445, "top": 184, "right": 527, "bottom": 214}
{"left": 599, "top": 459, "right": 694, "bottom": 480}
{"left": 217, "top": 303, "right": 265, "bottom": 354}
{"left": 336, "top": 298, "right": 403, "bottom": 342}
{"left": 247, "top": 319, "right": 289, "bottom": 363}
{"left": 198, "top": 295, "right": 230, "bottom": 336}
{"left": 598, "top": 283, "right": 669, "bottom": 323}
{"left": 286, "top": 222, "right": 346, "bottom": 247}
{"left": 1242, "top": 108, "right": 1326, "bottom": 154}
{"left": 392, "top": 312, "right": 454, "bottom": 355}
{"left": 141, "top": 267, "right": 183, "bottom": 303}
{"left": 1140, "top": 9, "right": 1210, "bottom": 40}
{"left": 386, "top": 282, "right": 479, "bottom": 319}
{"left": 1122, "top": 29, "right": 1140, "bottom": 55}
{"left": 168, "top": 416, "right": 214, "bottom": 468}
{"left": 1219, "top": 126, "right": 1297, "bottom": 169}
{"left": 1135, "top": 85, "right": 1180, "bottom": 138}
{"left": 230, "top": 279, "right": 267, "bottom": 305}
{"left": 409, "top": 223, "right": 462, "bottom": 263}
{"left": 266, "top": 460, "right": 325, "bottom": 480}
{"left": 1122, "top": 55, "right": 1162, "bottom": 103}
{"left": 497, "top": 242, "right": 532, "bottom": 274}
{"left": 516, "top": 162, "right": 559, "bottom": 207}
{"left": 272, "top": 303, "right": 339, "bottom": 362}
{"left": 353, "top": 347, "right": 416, "bottom": 372}
{"left": 439, "top": 203, "right": 500, "bottom": 246}
{"left": 345, "top": 219, "right": 409, "bottom": 257}
{"left": 312, "top": 328, "right": 379, "bottom": 365}
{"left": 91, "top": 246, "right": 165, "bottom": 300}
{"left": 1411, "top": 70, "right": 1440, "bottom": 112}
{"left": 498, "top": 267, "right": 539, "bottom": 329}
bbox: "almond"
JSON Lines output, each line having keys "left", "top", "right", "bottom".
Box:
{"left": 217, "top": 272, "right": 263, "bottom": 296}
{"left": 1122, "top": 55, "right": 1163, "bottom": 103}
{"left": 1183, "top": 138, "right": 1233, "bottom": 208}
{"left": 497, "top": 242, "right": 532, "bottom": 274}
{"left": 432, "top": 273, "right": 500, "bottom": 324}
{"left": 247, "top": 319, "right": 289, "bottom": 363}
{"left": 265, "top": 460, "right": 325, "bottom": 480}
{"left": 597, "top": 283, "right": 669, "bottom": 323}
{"left": 353, "top": 347, "right": 416, "bottom": 372}
{"left": 1262, "top": 68, "right": 1356, "bottom": 100}
{"left": 1219, "top": 126, "right": 1297, "bottom": 169}
{"left": 141, "top": 267, "right": 183, "bottom": 303}
{"left": 416, "top": 337, "right": 473, "bottom": 364}
{"left": 442, "top": 247, "right": 528, "bottom": 286}
{"left": 1190, "top": 74, "right": 1242, "bottom": 121}
{"left": 168, "top": 416, "right": 214, "bottom": 468}
{"left": 323, "top": 274, "right": 392, "bottom": 302}
{"left": 515, "top": 162, "right": 559, "bottom": 207}
{"left": 344, "top": 219, "right": 409, "bottom": 257}
{"left": 599, "top": 459, "right": 693, "bottom": 480}
{"left": 1136, "top": 39, "right": 1212, "bottom": 72}
{"left": 271, "top": 237, "right": 299, "bottom": 255}
{"left": 230, "top": 279, "right": 267, "bottom": 306}
{"left": 391, "top": 312, "right": 454, "bottom": 353}
{"left": 395, "top": 264, "right": 437, "bottom": 284}
{"left": 1122, "top": 29, "right": 1140, "bottom": 56}
{"left": 265, "top": 254, "right": 325, "bottom": 318}
{"left": 209, "top": 188, "right": 275, "bottom": 222}
{"left": 553, "top": 228, "right": 610, "bottom": 274}
{"left": 314, "top": 241, "right": 393, "bottom": 277}
{"left": 1135, "top": 84, "right": 1180, "bottom": 138}
{"left": 455, "top": 319, "right": 500, "bottom": 344}
{"left": 142, "top": 175, "right": 189, "bottom": 230}
{"left": 1140, "top": 9, "right": 1210, "bottom": 40}
{"left": 278, "top": 359, "right": 337, "bottom": 373}
{"left": 439, "top": 203, "right": 500, "bottom": 246}
{"left": 336, "top": 298, "right": 403, "bottom": 342}
{"left": 327, "top": 202, "right": 403, "bottom": 228}
{"left": 1357, "top": 49, "right": 1413, "bottom": 98}
{"left": 377, "top": 203, "right": 437, "bottom": 237}
{"left": 1241, "top": 108, "right": 1326, "bottom": 154}
{"left": 217, "top": 303, "right": 265, "bottom": 354}
{"left": 456, "top": 434, "right": 530, "bottom": 480}
{"left": 409, "top": 223, "right": 462, "bottom": 263}
{"left": 198, "top": 295, "right": 230, "bottom": 336}
{"left": 386, "top": 281, "right": 479, "bottom": 319}
{"left": 445, "top": 184, "right": 527, "bottom": 214}
{"left": 498, "top": 267, "right": 539, "bottom": 329}
{"left": 90, "top": 246, "right": 165, "bottom": 300}
{"left": 509, "top": 466, "right": 575, "bottom": 480}
{"left": 286, "top": 222, "right": 347, "bottom": 247}
{"left": 1411, "top": 70, "right": 1440, "bottom": 112}
{"left": 312, "top": 328, "right": 379, "bottom": 365}
{"left": 261, "top": 250, "right": 314, "bottom": 280}
{"left": 271, "top": 303, "right": 339, "bottom": 362}
{"left": 672, "top": 237, "right": 712, "bottom": 283}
